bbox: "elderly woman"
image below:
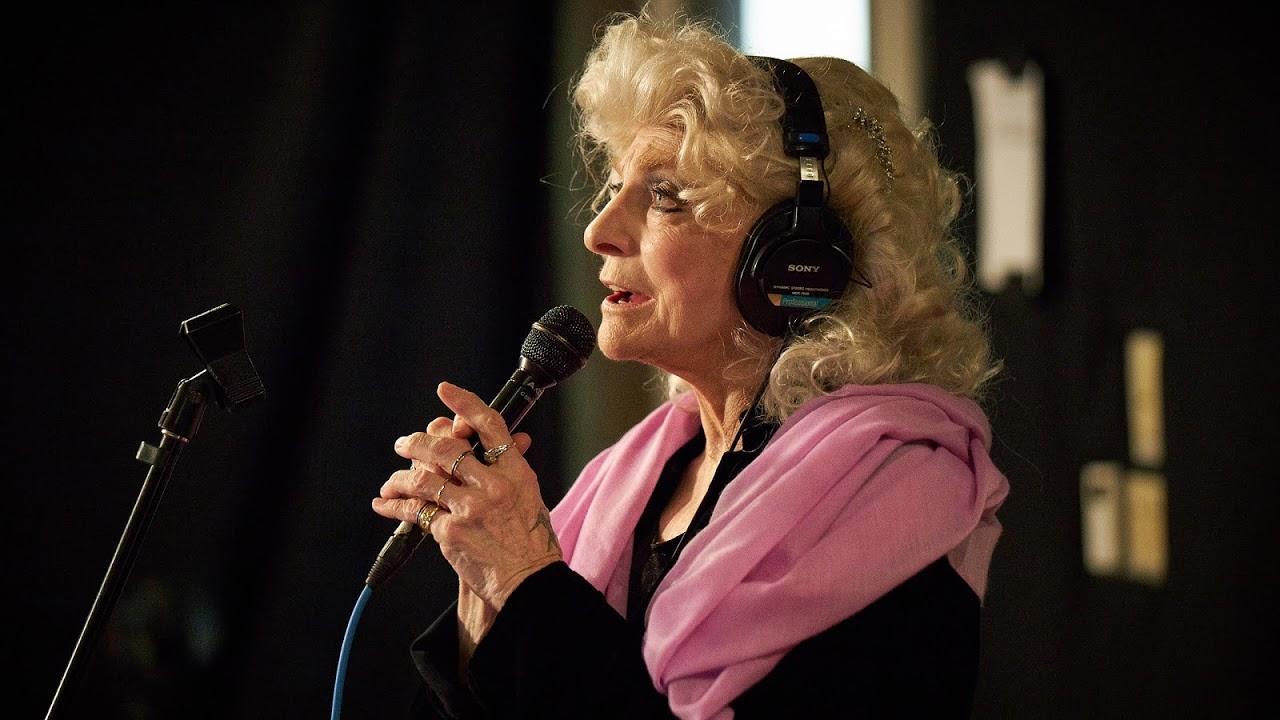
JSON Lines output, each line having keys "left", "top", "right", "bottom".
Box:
{"left": 372, "top": 11, "right": 1009, "bottom": 719}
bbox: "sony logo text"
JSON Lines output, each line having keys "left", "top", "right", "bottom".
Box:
{"left": 788, "top": 264, "right": 821, "bottom": 272}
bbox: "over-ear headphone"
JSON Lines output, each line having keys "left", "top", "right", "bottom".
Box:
{"left": 736, "top": 56, "right": 855, "bottom": 338}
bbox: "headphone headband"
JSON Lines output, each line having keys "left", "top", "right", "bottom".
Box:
{"left": 749, "top": 56, "right": 830, "bottom": 160}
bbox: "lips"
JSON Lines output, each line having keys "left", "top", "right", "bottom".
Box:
{"left": 603, "top": 282, "right": 652, "bottom": 305}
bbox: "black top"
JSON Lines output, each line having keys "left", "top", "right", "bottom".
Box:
{"left": 409, "top": 413, "right": 981, "bottom": 718}
{"left": 625, "top": 428, "right": 704, "bottom": 630}
{"left": 626, "top": 412, "right": 788, "bottom": 629}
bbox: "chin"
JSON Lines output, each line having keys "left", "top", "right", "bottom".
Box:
{"left": 595, "top": 322, "right": 659, "bottom": 365}
{"left": 595, "top": 332, "right": 638, "bottom": 363}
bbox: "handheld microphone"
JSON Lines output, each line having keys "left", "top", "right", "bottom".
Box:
{"left": 364, "top": 305, "right": 596, "bottom": 589}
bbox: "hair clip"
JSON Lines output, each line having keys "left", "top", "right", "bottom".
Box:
{"left": 852, "top": 107, "right": 896, "bottom": 182}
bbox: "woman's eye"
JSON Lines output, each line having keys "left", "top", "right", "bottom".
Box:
{"left": 650, "top": 182, "right": 685, "bottom": 213}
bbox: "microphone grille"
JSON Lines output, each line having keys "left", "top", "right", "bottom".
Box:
{"left": 522, "top": 305, "right": 596, "bottom": 382}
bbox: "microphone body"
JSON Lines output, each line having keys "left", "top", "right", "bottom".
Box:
{"left": 485, "top": 356, "right": 558, "bottom": 434}
{"left": 365, "top": 306, "right": 595, "bottom": 588}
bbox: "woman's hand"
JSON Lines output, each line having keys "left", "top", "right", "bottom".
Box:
{"left": 371, "top": 381, "right": 562, "bottom": 612}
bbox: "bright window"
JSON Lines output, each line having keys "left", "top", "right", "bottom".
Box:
{"left": 738, "top": 0, "right": 871, "bottom": 69}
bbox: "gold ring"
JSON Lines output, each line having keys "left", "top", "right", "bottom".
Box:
{"left": 482, "top": 443, "right": 512, "bottom": 465}
{"left": 448, "top": 449, "right": 471, "bottom": 480}
{"left": 416, "top": 502, "right": 439, "bottom": 533}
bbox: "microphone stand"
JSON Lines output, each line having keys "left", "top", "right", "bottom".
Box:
{"left": 44, "top": 369, "right": 215, "bottom": 720}
{"left": 44, "top": 303, "right": 262, "bottom": 718}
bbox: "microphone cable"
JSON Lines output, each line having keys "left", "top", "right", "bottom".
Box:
{"left": 331, "top": 585, "right": 371, "bottom": 720}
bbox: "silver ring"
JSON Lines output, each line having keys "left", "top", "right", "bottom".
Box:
{"left": 482, "top": 443, "right": 512, "bottom": 465}
{"left": 434, "top": 480, "right": 449, "bottom": 509}
{"left": 448, "top": 450, "right": 471, "bottom": 480}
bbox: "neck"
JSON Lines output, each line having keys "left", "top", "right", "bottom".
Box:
{"left": 688, "top": 378, "right": 766, "bottom": 461}
{"left": 668, "top": 330, "right": 781, "bottom": 459}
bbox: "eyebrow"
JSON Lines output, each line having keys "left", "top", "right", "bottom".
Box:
{"left": 609, "top": 160, "right": 679, "bottom": 190}
{"left": 609, "top": 137, "right": 681, "bottom": 180}
{"left": 607, "top": 168, "right": 680, "bottom": 194}
{"left": 637, "top": 141, "right": 680, "bottom": 172}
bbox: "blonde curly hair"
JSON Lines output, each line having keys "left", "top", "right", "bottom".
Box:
{"left": 573, "top": 11, "right": 1000, "bottom": 420}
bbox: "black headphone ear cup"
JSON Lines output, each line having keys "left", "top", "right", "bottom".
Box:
{"left": 736, "top": 201, "right": 797, "bottom": 335}
{"left": 735, "top": 201, "right": 855, "bottom": 337}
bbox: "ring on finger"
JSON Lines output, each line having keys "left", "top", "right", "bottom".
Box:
{"left": 434, "top": 479, "right": 449, "bottom": 509}
{"left": 416, "top": 502, "right": 439, "bottom": 533}
{"left": 448, "top": 449, "right": 472, "bottom": 480}
{"left": 482, "top": 443, "right": 512, "bottom": 465}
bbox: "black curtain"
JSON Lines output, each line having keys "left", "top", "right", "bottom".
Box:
{"left": 10, "top": 3, "right": 562, "bottom": 718}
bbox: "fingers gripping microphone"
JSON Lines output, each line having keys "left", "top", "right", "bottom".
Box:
{"left": 364, "top": 305, "right": 596, "bottom": 588}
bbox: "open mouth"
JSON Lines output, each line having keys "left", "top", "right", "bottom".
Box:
{"left": 602, "top": 280, "right": 652, "bottom": 306}
{"left": 606, "top": 287, "right": 653, "bottom": 305}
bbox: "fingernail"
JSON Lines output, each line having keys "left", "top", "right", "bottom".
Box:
{"left": 394, "top": 436, "right": 408, "bottom": 450}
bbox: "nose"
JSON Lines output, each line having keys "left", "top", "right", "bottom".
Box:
{"left": 583, "top": 193, "right": 634, "bottom": 257}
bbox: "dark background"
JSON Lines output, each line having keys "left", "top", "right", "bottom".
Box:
{"left": 8, "top": 2, "right": 1274, "bottom": 719}
{"left": 11, "top": 3, "right": 566, "bottom": 718}
{"left": 928, "top": 4, "right": 1275, "bottom": 718}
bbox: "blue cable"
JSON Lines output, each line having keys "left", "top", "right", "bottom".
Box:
{"left": 331, "top": 584, "right": 373, "bottom": 720}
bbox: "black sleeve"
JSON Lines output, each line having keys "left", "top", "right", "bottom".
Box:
{"left": 410, "top": 557, "right": 980, "bottom": 719}
{"left": 409, "top": 561, "right": 675, "bottom": 719}
{"left": 408, "top": 603, "right": 481, "bottom": 719}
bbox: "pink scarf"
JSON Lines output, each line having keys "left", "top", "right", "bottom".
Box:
{"left": 550, "top": 383, "right": 1009, "bottom": 720}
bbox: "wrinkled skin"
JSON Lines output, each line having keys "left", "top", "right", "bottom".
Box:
{"left": 371, "top": 381, "right": 559, "bottom": 655}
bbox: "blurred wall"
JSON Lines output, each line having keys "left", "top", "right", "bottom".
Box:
{"left": 926, "top": 3, "right": 1275, "bottom": 717}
